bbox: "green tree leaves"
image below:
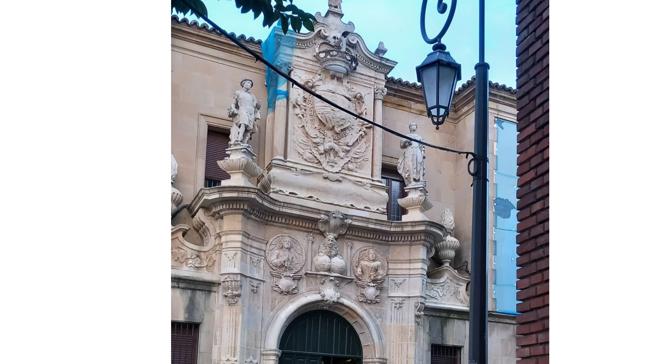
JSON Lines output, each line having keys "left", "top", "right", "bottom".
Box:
{"left": 172, "top": 0, "right": 315, "bottom": 34}
{"left": 171, "top": 0, "right": 208, "bottom": 17}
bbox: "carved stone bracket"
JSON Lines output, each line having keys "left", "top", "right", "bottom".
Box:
{"left": 222, "top": 275, "right": 242, "bottom": 305}
{"left": 415, "top": 301, "right": 425, "bottom": 325}
{"left": 319, "top": 276, "right": 342, "bottom": 304}
{"left": 425, "top": 265, "right": 470, "bottom": 308}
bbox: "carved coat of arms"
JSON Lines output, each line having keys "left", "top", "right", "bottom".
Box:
{"left": 293, "top": 74, "right": 371, "bottom": 174}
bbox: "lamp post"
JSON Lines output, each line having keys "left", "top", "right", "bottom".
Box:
{"left": 418, "top": 0, "right": 489, "bottom": 363}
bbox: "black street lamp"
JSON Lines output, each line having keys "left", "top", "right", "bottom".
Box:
{"left": 418, "top": 0, "right": 490, "bottom": 363}
{"left": 416, "top": 43, "right": 462, "bottom": 129}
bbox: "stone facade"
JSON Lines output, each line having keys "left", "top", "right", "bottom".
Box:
{"left": 171, "top": 2, "right": 517, "bottom": 363}
{"left": 515, "top": 0, "right": 549, "bottom": 362}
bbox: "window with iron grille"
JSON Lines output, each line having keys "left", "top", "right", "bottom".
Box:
{"left": 171, "top": 321, "right": 199, "bottom": 364}
{"left": 382, "top": 165, "right": 405, "bottom": 221}
{"left": 430, "top": 344, "right": 461, "bottom": 364}
{"left": 205, "top": 128, "right": 230, "bottom": 187}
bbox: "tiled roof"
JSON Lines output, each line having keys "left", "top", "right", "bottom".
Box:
{"left": 456, "top": 76, "right": 517, "bottom": 94}
{"left": 387, "top": 75, "right": 516, "bottom": 96}
{"left": 172, "top": 15, "right": 263, "bottom": 45}
{"left": 171, "top": 16, "right": 516, "bottom": 96}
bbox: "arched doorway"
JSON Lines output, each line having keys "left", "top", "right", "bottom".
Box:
{"left": 279, "top": 310, "right": 363, "bottom": 364}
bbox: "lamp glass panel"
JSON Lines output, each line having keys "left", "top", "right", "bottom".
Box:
{"left": 420, "top": 64, "right": 439, "bottom": 115}
{"left": 421, "top": 63, "right": 458, "bottom": 118}
{"left": 438, "top": 64, "right": 457, "bottom": 114}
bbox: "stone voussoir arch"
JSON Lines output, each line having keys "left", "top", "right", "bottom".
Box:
{"left": 261, "top": 292, "right": 387, "bottom": 364}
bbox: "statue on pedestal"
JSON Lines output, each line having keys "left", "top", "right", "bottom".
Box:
{"left": 227, "top": 79, "right": 261, "bottom": 146}
{"left": 397, "top": 121, "right": 425, "bottom": 186}
{"left": 217, "top": 79, "right": 264, "bottom": 187}
{"left": 396, "top": 121, "right": 432, "bottom": 221}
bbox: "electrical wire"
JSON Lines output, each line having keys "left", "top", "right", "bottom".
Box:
{"left": 176, "top": 0, "right": 476, "bottom": 159}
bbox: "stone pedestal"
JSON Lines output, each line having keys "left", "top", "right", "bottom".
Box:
{"left": 217, "top": 144, "right": 263, "bottom": 187}
{"left": 397, "top": 183, "right": 432, "bottom": 222}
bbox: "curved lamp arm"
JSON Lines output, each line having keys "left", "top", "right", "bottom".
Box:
{"left": 420, "top": 0, "right": 457, "bottom": 45}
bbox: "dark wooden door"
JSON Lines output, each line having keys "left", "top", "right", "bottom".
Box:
{"left": 279, "top": 310, "right": 363, "bottom": 364}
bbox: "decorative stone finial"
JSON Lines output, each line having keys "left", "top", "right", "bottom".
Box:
{"left": 441, "top": 208, "right": 456, "bottom": 234}
{"left": 327, "top": 0, "right": 343, "bottom": 15}
{"left": 374, "top": 41, "right": 388, "bottom": 57}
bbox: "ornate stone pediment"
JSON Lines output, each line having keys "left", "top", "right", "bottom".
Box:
{"left": 291, "top": 1, "right": 396, "bottom": 75}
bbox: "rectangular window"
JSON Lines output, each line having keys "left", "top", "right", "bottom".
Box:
{"left": 205, "top": 128, "right": 230, "bottom": 187}
{"left": 430, "top": 344, "right": 461, "bottom": 364}
{"left": 493, "top": 118, "right": 519, "bottom": 314}
{"left": 382, "top": 165, "right": 405, "bottom": 221}
{"left": 171, "top": 321, "right": 199, "bottom": 364}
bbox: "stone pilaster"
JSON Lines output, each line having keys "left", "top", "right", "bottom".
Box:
{"left": 372, "top": 86, "right": 387, "bottom": 181}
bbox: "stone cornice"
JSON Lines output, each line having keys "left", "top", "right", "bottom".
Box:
{"left": 189, "top": 186, "right": 446, "bottom": 245}
{"left": 424, "top": 307, "right": 517, "bottom": 325}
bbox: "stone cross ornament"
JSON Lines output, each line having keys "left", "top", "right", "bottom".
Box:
{"left": 227, "top": 79, "right": 261, "bottom": 146}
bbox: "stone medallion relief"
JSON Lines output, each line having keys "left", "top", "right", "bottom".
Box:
{"left": 265, "top": 234, "right": 305, "bottom": 295}
{"left": 352, "top": 247, "right": 387, "bottom": 304}
{"left": 292, "top": 73, "right": 371, "bottom": 176}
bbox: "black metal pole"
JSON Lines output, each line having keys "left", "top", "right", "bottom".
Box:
{"left": 469, "top": 0, "right": 489, "bottom": 363}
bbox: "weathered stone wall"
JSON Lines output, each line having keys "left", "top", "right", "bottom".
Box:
{"left": 515, "top": 0, "right": 550, "bottom": 362}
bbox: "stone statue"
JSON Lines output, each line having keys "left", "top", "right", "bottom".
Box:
{"left": 355, "top": 248, "right": 383, "bottom": 282}
{"left": 171, "top": 154, "right": 178, "bottom": 185}
{"left": 227, "top": 79, "right": 261, "bottom": 146}
{"left": 171, "top": 154, "right": 183, "bottom": 212}
{"left": 397, "top": 121, "right": 426, "bottom": 186}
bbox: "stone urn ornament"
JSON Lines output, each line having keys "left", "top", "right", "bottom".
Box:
{"left": 313, "top": 211, "right": 351, "bottom": 276}
{"left": 436, "top": 209, "right": 461, "bottom": 266}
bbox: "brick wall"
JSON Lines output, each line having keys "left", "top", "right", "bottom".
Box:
{"left": 515, "top": 0, "right": 549, "bottom": 363}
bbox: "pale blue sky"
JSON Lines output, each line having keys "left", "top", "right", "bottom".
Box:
{"left": 194, "top": 0, "right": 516, "bottom": 87}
